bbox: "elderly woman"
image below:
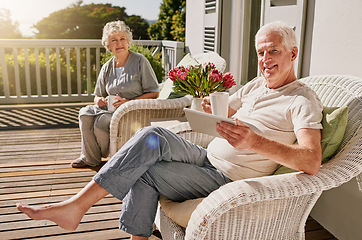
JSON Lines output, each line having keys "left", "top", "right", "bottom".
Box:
{"left": 71, "top": 20, "right": 159, "bottom": 168}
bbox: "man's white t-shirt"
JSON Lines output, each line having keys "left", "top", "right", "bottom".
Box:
{"left": 207, "top": 77, "right": 323, "bottom": 181}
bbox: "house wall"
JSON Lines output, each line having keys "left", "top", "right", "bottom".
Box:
{"left": 303, "top": 2, "right": 362, "bottom": 238}
{"left": 185, "top": 0, "right": 204, "bottom": 55}
{"left": 306, "top": 0, "right": 362, "bottom": 78}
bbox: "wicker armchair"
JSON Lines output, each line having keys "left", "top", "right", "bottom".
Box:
{"left": 154, "top": 75, "right": 362, "bottom": 239}
{"left": 109, "top": 52, "right": 227, "bottom": 156}
{"left": 109, "top": 95, "right": 192, "bottom": 156}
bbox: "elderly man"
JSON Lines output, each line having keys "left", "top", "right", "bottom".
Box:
{"left": 17, "top": 21, "right": 322, "bottom": 240}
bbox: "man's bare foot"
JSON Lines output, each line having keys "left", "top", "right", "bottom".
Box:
{"left": 16, "top": 202, "right": 84, "bottom": 231}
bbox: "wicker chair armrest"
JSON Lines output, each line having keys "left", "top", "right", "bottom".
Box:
{"left": 109, "top": 96, "right": 192, "bottom": 156}
{"left": 166, "top": 122, "right": 215, "bottom": 148}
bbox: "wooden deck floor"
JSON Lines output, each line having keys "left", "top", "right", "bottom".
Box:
{"left": 0, "top": 105, "right": 337, "bottom": 240}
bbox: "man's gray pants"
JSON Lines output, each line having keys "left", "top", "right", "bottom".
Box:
{"left": 93, "top": 126, "right": 231, "bottom": 237}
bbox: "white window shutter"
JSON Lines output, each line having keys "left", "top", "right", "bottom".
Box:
{"left": 204, "top": 0, "right": 221, "bottom": 53}
{"left": 262, "top": 0, "right": 307, "bottom": 78}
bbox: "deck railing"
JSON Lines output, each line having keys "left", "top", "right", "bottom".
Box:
{"left": 0, "top": 39, "right": 184, "bottom": 104}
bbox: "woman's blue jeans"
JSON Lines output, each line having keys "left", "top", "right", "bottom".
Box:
{"left": 93, "top": 126, "right": 231, "bottom": 237}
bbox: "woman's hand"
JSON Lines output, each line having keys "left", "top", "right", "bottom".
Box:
{"left": 112, "top": 94, "right": 129, "bottom": 108}
{"left": 216, "top": 118, "right": 260, "bottom": 150}
{"left": 95, "top": 96, "right": 107, "bottom": 107}
{"left": 201, "top": 97, "right": 212, "bottom": 114}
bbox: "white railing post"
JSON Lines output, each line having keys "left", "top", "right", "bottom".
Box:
{"left": 161, "top": 40, "right": 185, "bottom": 75}
{"left": 12, "top": 48, "right": 21, "bottom": 98}
{"left": 34, "top": 48, "right": 41, "bottom": 97}
{"left": 86, "top": 47, "right": 91, "bottom": 96}
{"left": 0, "top": 48, "right": 10, "bottom": 98}
{"left": 45, "top": 48, "right": 52, "bottom": 97}
{"left": 56, "top": 48, "right": 61, "bottom": 96}
{"left": 66, "top": 47, "right": 72, "bottom": 97}
{"left": 24, "top": 48, "right": 31, "bottom": 97}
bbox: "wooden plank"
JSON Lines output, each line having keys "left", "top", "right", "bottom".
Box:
{"left": 0, "top": 168, "right": 91, "bottom": 178}
{"left": 27, "top": 229, "right": 131, "bottom": 240}
{"left": 0, "top": 140, "right": 75, "bottom": 148}
{"left": 0, "top": 211, "right": 121, "bottom": 231}
{"left": 0, "top": 141, "right": 80, "bottom": 152}
{"left": 0, "top": 159, "right": 74, "bottom": 168}
{"left": 0, "top": 163, "right": 76, "bottom": 173}
{"left": 0, "top": 135, "right": 81, "bottom": 146}
{"left": 0, "top": 188, "right": 84, "bottom": 201}
{"left": 0, "top": 181, "right": 91, "bottom": 195}
{"left": 0, "top": 219, "right": 120, "bottom": 239}
{"left": 0, "top": 128, "right": 80, "bottom": 137}
{"left": 0, "top": 171, "right": 94, "bottom": 184}
{"left": 0, "top": 128, "right": 80, "bottom": 139}
{"left": 1, "top": 176, "right": 93, "bottom": 189}
{"left": 0, "top": 152, "right": 80, "bottom": 164}
{"left": 0, "top": 152, "right": 81, "bottom": 164}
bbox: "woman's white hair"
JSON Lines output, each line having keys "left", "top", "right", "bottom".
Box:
{"left": 255, "top": 21, "right": 297, "bottom": 50}
{"left": 101, "top": 20, "right": 133, "bottom": 50}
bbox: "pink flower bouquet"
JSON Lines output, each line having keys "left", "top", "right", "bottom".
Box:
{"left": 167, "top": 63, "right": 236, "bottom": 98}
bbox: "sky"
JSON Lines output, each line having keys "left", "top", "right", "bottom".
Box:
{"left": 1, "top": 0, "right": 163, "bottom": 37}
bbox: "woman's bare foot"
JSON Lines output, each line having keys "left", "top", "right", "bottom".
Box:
{"left": 16, "top": 201, "right": 85, "bottom": 231}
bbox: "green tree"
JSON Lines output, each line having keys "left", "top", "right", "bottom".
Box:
{"left": 0, "top": 9, "right": 22, "bottom": 38}
{"left": 33, "top": 1, "right": 149, "bottom": 40}
{"left": 125, "top": 15, "right": 150, "bottom": 40}
{"left": 170, "top": 0, "right": 186, "bottom": 42}
{"left": 148, "top": 0, "right": 185, "bottom": 41}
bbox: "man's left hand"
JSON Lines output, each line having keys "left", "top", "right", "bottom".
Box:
{"left": 216, "top": 118, "right": 260, "bottom": 150}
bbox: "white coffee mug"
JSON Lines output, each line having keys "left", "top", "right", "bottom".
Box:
{"left": 107, "top": 95, "right": 118, "bottom": 112}
{"left": 210, "top": 92, "right": 229, "bottom": 118}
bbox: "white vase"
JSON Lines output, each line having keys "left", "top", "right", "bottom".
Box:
{"left": 191, "top": 97, "right": 203, "bottom": 111}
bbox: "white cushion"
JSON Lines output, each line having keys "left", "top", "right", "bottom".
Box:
{"left": 193, "top": 52, "right": 227, "bottom": 72}
{"left": 159, "top": 195, "right": 205, "bottom": 228}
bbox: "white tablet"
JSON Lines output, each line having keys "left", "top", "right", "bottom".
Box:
{"left": 184, "top": 108, "right": 236, "bottom": 138}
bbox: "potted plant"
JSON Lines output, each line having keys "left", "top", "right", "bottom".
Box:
{"left": 167, "top": 63, "right": 236, "bottom": 110}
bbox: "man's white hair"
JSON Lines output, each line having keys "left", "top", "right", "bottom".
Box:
{"left": 255, "top": 21, "right": 297, "bottom": 50}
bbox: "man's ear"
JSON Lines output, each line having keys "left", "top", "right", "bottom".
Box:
{"left": 291, "top": 46, "right": 298, "bottom": 61}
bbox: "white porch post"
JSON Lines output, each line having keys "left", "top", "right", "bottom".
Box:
{"left": 228, "top": 0, "right": 253, "bottom": 88}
